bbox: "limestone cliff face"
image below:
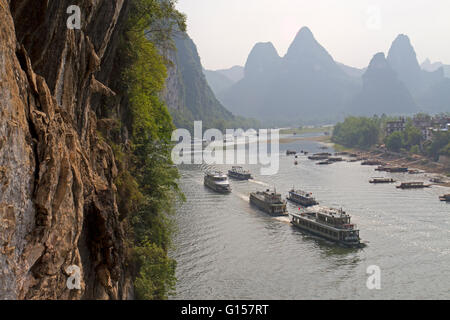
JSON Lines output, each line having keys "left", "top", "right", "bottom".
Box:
{"left": 0, "top": 0, "right": 132, "bottom": 299}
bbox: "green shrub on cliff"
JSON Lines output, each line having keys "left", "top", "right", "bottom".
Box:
{"left": 133, "top": 240, "right": 177, "bottom": 300}
{"left": 110, "top": 0, "right": 186, "bottom": 300}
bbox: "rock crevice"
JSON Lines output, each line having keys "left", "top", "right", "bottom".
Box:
{"left": 0, "top": 0, "right": 132, "bottom": 300}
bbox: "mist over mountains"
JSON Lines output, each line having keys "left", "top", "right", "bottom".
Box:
{"left": 204, "top": 27, "right": 450, "bottom": 126}
{"left": 350, "top": 52, "right": 417, "bottom": 115}
{"left": 163, "top": 33, "right": 259, "bottom": 132}
{"left": 421, "top": 59, "right": 450, "bottom": 77}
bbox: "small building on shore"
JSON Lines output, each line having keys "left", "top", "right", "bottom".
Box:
{"left": 386, "top": 117, "right": 406, "bottom": 136}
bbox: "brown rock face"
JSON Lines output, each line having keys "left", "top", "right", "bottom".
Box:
{"left": 0, "top": 0, "right": 132, "bottom": 299}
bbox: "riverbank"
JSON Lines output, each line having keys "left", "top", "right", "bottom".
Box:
{"left": 172, "top": 136, "right": 450, "bottom": 300}
{"left": 280, "top": 126, "right": 333, "bottom": 135}
{"left": 325, "top": 143, "right": 450, "bottom": 187}
{"left": 279, "top": 134, "right": 330, "bottom": 144}
{"left": 287, "top": 133, "right": 450, "bottom": 186}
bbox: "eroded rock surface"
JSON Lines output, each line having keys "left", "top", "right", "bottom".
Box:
{"left": 0, "top": 0, "right": 132, "bottom": 300}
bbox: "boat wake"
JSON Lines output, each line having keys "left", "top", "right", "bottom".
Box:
{"left": 274, "top": 216, "right": 291, "bottom": 224}
{"left": 249, "top": 179, "right": 270, "bottom": 187}
{"left": 235, "top": 192, "right": 249, "bottom": 202}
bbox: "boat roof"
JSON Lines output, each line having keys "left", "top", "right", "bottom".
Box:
{"left": 401, "top": 181, "right": 424, "bottom": 184}
{"left": 230, "top": 166, "right": 249, "bottom": 172}
{"left": 307, "top": 206, "right": 351, "bottom": 218}
{"left": 290, "top": 211, "right": 359, "bottom": 232}
{"left": 206, "top": 171, "right": 227, "bottom": 178}
{"left": 290, "top": 189, "right": 314, "bottom": 196}
{"left": 254, "top": 189, "right": 281, "bottom": 196}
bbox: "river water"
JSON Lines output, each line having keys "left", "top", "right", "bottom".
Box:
{"left": 170, "top": 134, "right": 450, "bottom": 300}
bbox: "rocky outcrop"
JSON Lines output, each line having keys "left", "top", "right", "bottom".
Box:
{"left": 220, "top": 27, "right": 359, "bottom": 125}
{"left": 0, "top": 0, "right": 132, "bottom": 300}
{"left": 350, "top": 52, "right": 417, "bottom": 115}
{"left": 163, "top": 33, "right": 236, "bottom": 131}
{"left": 387, "top": 34, "right": 450, "bottom": 112}
{"left": 387, "top": 34, "right": 423, "bottom": 93}
{"left": 244, "top": 42, "right": 281, "bottom": 79}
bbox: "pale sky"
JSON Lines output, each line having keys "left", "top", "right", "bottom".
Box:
{"left": 177, "top": 0, "right": 450, "bottom": 70}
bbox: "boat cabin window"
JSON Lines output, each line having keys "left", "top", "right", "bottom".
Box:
{"left": 213, "top": 176, "right": 228, "bottom": 181}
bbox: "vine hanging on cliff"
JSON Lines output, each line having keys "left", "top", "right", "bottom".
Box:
{"left": 110, "top": 0, "right": 186, "bottom": 300}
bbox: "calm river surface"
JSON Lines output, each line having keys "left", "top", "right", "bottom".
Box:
{"left": 170, "top": 134, "right": 450, "bottom": 299}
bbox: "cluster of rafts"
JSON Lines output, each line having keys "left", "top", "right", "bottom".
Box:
{"left": 290, "top": 150, "right": 449, "bottom": 201}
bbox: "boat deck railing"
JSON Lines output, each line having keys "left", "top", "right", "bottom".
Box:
{"left": 290, "top": 212, "right": 359, "bottom": 232}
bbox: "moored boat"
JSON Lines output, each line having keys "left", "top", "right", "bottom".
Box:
{"left": 204, "top": 171, "right": 231, "bottom": 193}
{"left": 328, "top": 157, "right": 343, "bottom": 162}
{"left": 228, "top": 166, "right": 253, "bottom": 180}
{"left": 250, "top": 189, "right": 287, "bottom": 216}
{"left": 385, "top": 167, "right": 409, "bottom": 173}
{"left": 362, "top": 160, "right": 385, "bottom": 166}
{"left": 430, "top": 177, "right": 444, "bottom": 184}
{"left": 287, "top": 189, "right": 318, "bottom": 207}
{"left": 396, "top": 182, "right": 431, "bottom": 189}
{"left": 316, "top": 160, "right": 332, "bottom": 165}
{"left": 439, "top": 194, "right": 450, "bottom": 202}
{"left": 369, "top": 177, "right": 396, "bottom": 184}
{"left": 286, "top": 150, "right": 297, "bottom": 156}
{"left": 308, "top": 153, "right": 331, "bottom": 161}
{"left": 289, "top": 207, "right": 362, "bottom": 247}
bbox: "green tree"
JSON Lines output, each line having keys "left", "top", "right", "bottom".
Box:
{"left": 410, "top": 145, "right": 420, "bottom": 154}
{"left": 332, "top": 117, "right": 380, "bottom": 149}
{"left": 404, "top": 123, "right": 422, "bottom": 148}
{"left": 386, "top": 131, "right": 404, "bottom": 152}
{"left": 109, "top": 0, "right": 186, "bottom": 300}
{"left": 134, "top": 241, "right": 177, "bottom": 300}
{"left": 440, "top": 143, "right": 450, "bottom": 156}
{"left": 425, "top": 131, "right": 450, "bottom": 160}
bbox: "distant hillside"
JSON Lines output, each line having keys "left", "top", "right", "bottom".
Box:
{"left": 163, "top": 33, "right": 259, "bottom": 132}
{"left": 421, "top": 58, "right": 450, "bottom": 78}
{"left": 219, "top": 27, "right": 360, "bottom": 126}
{"left": 350, "top": 52, "right": 417, "bottom": 115}
{"left": 203, "top": 66, "right": 245, "bottom": 98}
{"left": 386, "top": 34, "right": 450, "bottom": 113}
{"left": 337, "top": 62, "right": 365, "bottom": 79}
{"left": 217, "top": 29, "right": 450, "bottom": 126}
{"left": 203, "top": 68, "right": 235, "bottom": 98}
{"left": 216, "top": 65, "right": 245, "bottom": 82}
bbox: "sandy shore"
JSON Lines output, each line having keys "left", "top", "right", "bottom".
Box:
{"left": 279, "top": 135, "right": 330, "bottom": 144}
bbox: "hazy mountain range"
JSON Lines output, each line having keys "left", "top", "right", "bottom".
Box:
{"left": 421, "top": 59, "right": 450, "bottom": 77}
{"left": 203, "top": 66, "right": 244, "bottom": 97}
{"left": 203, "top": 27, "right": 450, "bottom": 126}
{"left": 163, "top": 34, "right": 259, "bottom": 131}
